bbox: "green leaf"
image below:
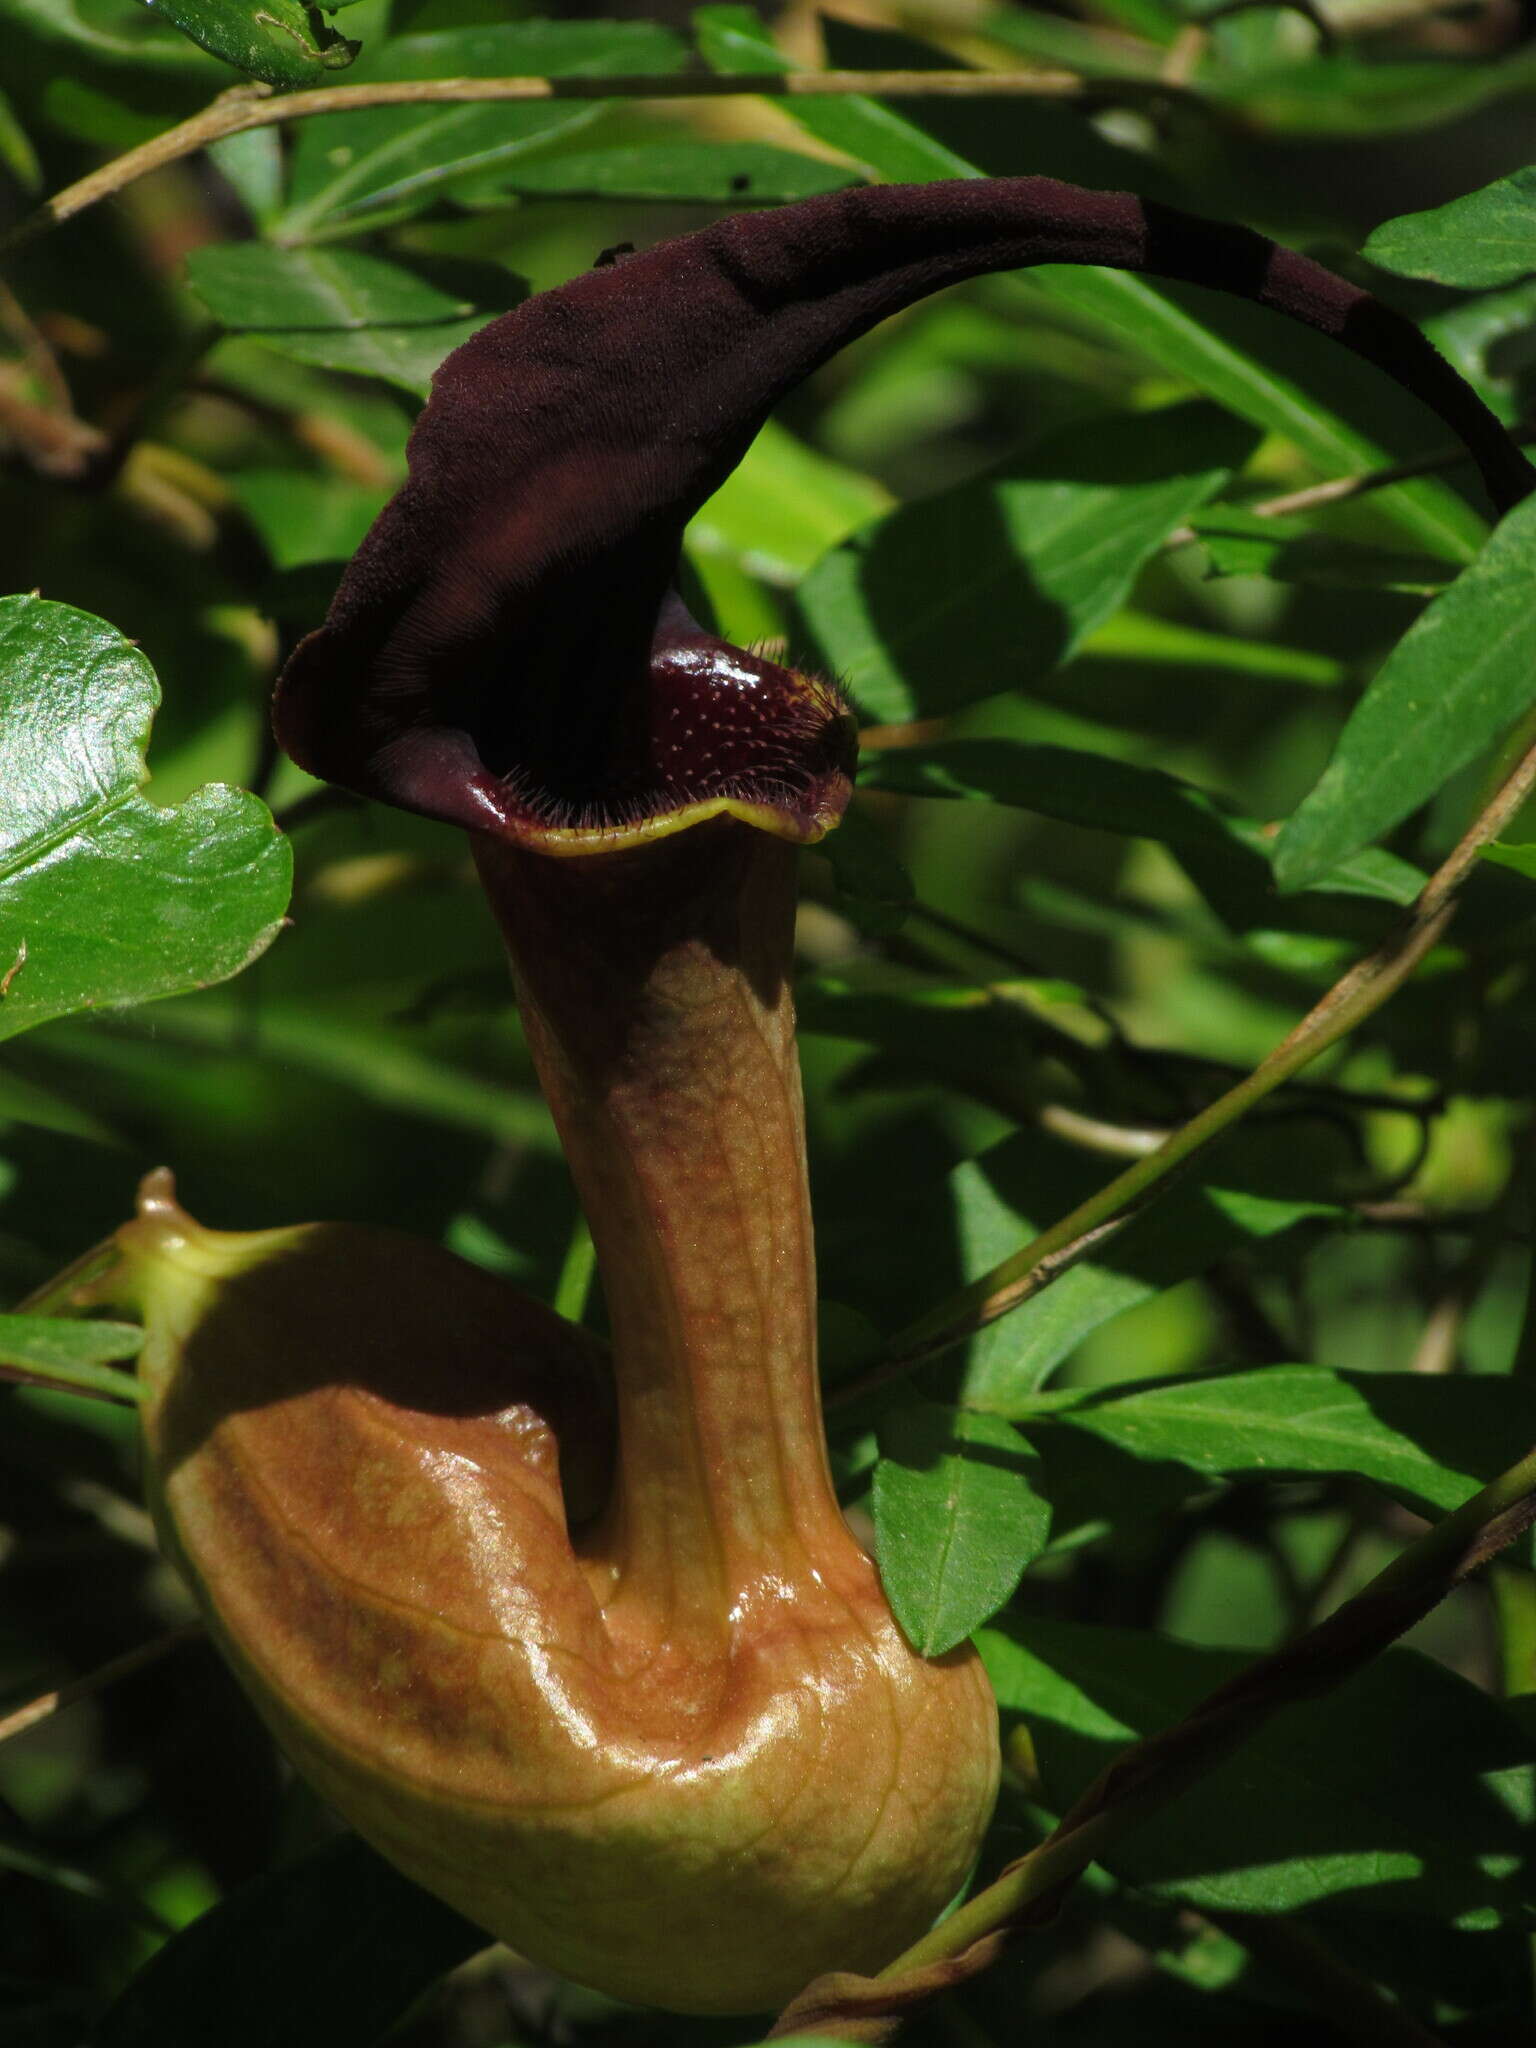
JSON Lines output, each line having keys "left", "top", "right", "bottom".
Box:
{"left": 1047, "top": 1366, "right": 1533, "bottom": 1518}
{"left": 1191, "top": 506, "right": 1457, "bottom": 594}
{"left": 962, "top": 1180, "right": 1333, "bottom": 1411}
{"left": 873, "top": 1401, "right": 1050, "bottom": 1653}
{"left": 138, "top": 0, "right": 358, "bottom": 88}
{"left": 185, "top": 243, "right": 475, "bottom": 329}
{"left": 860, "top": 739, "right": 1424, "bottom": 907}
{"left": 98, "top": 1834, "right": 484, "bottom": 2048}
{"left": 696, "top": 3, "right": 979, "bottom": 183}
{"left": 207, "top": 127, "right": 285, "bottom": 227}
{"left": 696, "top": 5, "right": 1494, "bottom": 563}
{"left": 276, "top": 21, "right": 689, "bottom": 238}
{"left": 0, "top": 81, "right": 40, "bottom": 191}
{"left": 691, "top": 418, "right": 892, "bottom": 585}
{"left": 980, "top": 1615, "right": 1534, "bottom": 1920}
{"left": 0, "top": 1313, "right": 143, "bottom": 1401}
{"left": 1483, "top": 841, "right": 1536, "bottom": 883}
{"left": 1365, "top": 168, "right": 1536, "bottom": 290}
{"left": 5, "top": 0, "right": 215, "bottom": 69}
{"left": 231, "top": 469, "right": 384, "bottom": 566}
{"left": 823, "top": 1126, "right": 1336, "bottom": 1406}
{"left": 1212, "top": 47, "right": 1536, "bottom": 142}
{"left": 796, "top": 402, "right": 1255, "bottom": 723}
{"left": 184, "top": 243, "right": 507, "bottom": 396}
{"left": 1080, "top": 608, "right": 1348, "bottom": 689}
{"left": 502, "top": 139, "right": 858, "bottom": 203}
{"left": 1423, "top": 277, "right": 1536, "bottom": 426}
{"left": 0, "top": 595, "right": 291, "bottom": 1041}
{"left": 243, "top": 318, "right": 491, "bottom": 398}
{"left": 1274, "top": 492, "right": 1536, "bottom": 891}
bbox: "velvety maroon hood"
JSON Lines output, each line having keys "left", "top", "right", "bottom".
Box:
{"left": 274, "top": 177, "right": 1533, "bottom": 849}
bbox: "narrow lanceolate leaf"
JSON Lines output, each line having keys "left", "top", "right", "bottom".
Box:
{"left": 1191, "top": 507, "right": 1457, "bottom": 594}
{"left": 1273, "top": 491, "right": 1536, "bottom": 892}
{"left": 275, "top": 22, "right": 689, "bottom": 238}
{"left": 861, "top": 739, "right": 1424, "bottom": 907}
{"left": 1365, "top": 169, "right": 1536, "bottom": 290}
{"left": 980, "top": 1616, "right": 1534, "bottom": 1922}
{"left": 98, "top": 1834, "right": 484, "bottom": 2048}
{"left": 139, "top": 0, "right": 358, "bottom": 87}
{"left": 0, "top": 1313, "right": 143, "bottom": 1401}
{"left": 241, "top": 319, "right": 493, "bottom": 400}
{"left": 186, "top": 245, "right": 477, "bottom": 331}
{"left": 797, "top": 403, "right": 1255, "bottom": 724}
{"left": 0, "top": 596, "right": 291, "bottom": 1042}
{"left": 184, "top": 245, "right": 503, "bottom": 399}
{"left": 501, "top": 141, "right": 858, "bottom": 204}
{"left": 873, "top": 1402, "right": 1050, "bottom": 1655}
{"left": 1483, "top": 842, "right": 1536, "bottom": 883}
{"left": 1045, "top": 1366, "right": 1534, "bottom": 1519}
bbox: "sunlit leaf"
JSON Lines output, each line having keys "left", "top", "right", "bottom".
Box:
{"left": 276, "top": 20, "right": 688, "bottom": 237}
{"left": 874, "top": 1401, "right": 1050, "bottom": 1653}
{"left": 797, "top": 402, "right": 1254, "bottom": 722}
{"left": 1044, "top": 1365, "right": 1532, "bottom": 1517}
{"left": 861, "top": 738, "right": 1424, "bottom": 906}
{"left": 1274, "top": 492, "right": 1536, "bottom": 891}
{"left": 503, "top": 139, "right": 858, "bottom": 203}
{"left": 1366, "top": 168, "right": 1536, "bottom": 290}
{"left": 1483, "top": 841, "right": 1536, "bottom": 883}
{"left": 138, "top": 0, "right": 358, "bottom": 87}
{"left": 0, "top": 595, "right": 291, "bottom": 1042}
{"left": 186, "top": 243, "right": 476, "bottom": 330}
{"left": 0, "top": 1312, "right": 143, "bottom": 1401}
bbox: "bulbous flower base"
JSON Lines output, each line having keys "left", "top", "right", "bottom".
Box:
{"left": 108, "top": 1182, "right": 999, "bottom": 2015}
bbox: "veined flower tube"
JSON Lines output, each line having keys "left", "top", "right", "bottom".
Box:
{"left": 103, "top": 178, "right": 1530, "bottom": 2017}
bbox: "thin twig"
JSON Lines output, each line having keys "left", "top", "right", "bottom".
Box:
{"left": 834, "top": 730, "right": 1536, "bottom": 1407}
{"left": 0, "top": 67, "right": 1191, "bottom": 259}
{"left": 1163, "top": 421, "right": 1536, "bottom": 548}
{"left": 0, "top": 1624, "right": 201, "bottom": 1748}
{"left": 768, "top": 1438, "right": 1536, "bottom": 2041}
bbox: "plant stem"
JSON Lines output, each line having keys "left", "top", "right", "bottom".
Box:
{"left": 1161, "top": 416, "right": 1534, "bottom": 546}
{"left": 834, "top": 729, "right": 1536, "bottom": 1406}
{"left": 0, "top": 67, "right": 1189, "bottom": 259}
